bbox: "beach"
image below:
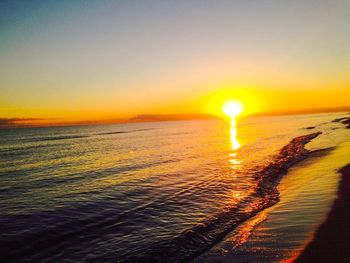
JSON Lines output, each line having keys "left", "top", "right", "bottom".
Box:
{"left": 294, "top": 163, "right": 350, "bottom": 262}
{"left": 294, "top": 116, "right": 350, "bottom": 262}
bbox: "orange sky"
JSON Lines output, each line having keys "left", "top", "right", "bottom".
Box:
{"left": 1, "top": 1, "right": 350, "bottom": 125}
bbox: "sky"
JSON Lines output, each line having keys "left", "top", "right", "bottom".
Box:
{"left": 1, "top": 0, "right": 350, "bottom": 123}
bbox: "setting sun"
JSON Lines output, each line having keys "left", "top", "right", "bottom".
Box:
{"left": 222, "top": 100, "right": 244, "bottom": 118}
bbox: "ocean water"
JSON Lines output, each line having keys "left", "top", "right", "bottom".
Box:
{"left": 0, "top": 112, "right": 349, "bottom": 262}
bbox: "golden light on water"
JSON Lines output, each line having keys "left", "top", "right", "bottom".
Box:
{"left": 222, "top": 100, "right": 242, "bottom": 172}
{"left": 230, "top": 123, "right": 240, "bottom": 151}
{"left": 228, "top": 211, "right": 268, "bottom": 248}
{"left": 229, "top": 121, "right": 241, "bottom": 170}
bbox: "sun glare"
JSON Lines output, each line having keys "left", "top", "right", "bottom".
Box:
{"left": 222, "top": 100, "right": 243, "bottom": 118}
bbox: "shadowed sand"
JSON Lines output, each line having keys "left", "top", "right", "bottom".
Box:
{"left": 294, "top": 163, "right": 350, "bottom": 263}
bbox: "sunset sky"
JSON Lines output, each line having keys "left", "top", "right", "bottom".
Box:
{"left": 1, "top": 0, "right": 350, "bottom": 123}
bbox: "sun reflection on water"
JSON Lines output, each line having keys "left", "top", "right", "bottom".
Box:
{"left": 229, "top": 117, "right": 241, "bottom": 169}
{"left": 230, "top": 118, "right": 240, "bottom": 151}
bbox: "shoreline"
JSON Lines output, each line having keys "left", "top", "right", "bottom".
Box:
{"left": 194, "top": 145, "right": 339, "bottom": 263}
{"left": 294, "top": 163, "right": 350, "bottom": 262}
{"left": 194, "top": 124, "right": 350, "bottom": 263}
{"left": 122, "top": 133, "right": 322, "bottom": 262}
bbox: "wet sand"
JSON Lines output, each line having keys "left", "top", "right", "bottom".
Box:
{"left": 295, "top": 163, "right": 350, "bottom": 263}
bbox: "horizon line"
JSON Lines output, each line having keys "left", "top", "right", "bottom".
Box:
{"left": 1, "top": 106, "right": 350, "bottom": 129}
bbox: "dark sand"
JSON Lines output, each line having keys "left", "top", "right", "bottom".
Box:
{"left": 294, "top": 163, "right": 350, "bottom": 263}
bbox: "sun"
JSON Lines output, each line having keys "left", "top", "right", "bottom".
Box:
{"left": 222, "top": 100, "right": 243, "bottom": 118}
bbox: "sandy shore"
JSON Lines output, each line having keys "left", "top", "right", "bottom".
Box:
{"left": 294, "top": 163, "right": 350, "bottom": 262}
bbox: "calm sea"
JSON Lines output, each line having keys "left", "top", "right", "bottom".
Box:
{"left": 0, "top": 112, "right": 349, "bottom": 262}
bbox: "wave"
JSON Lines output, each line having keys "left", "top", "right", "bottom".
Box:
{"left": 97, "top": 131, "right": 128, "bottom": 135}
{"left": 6, "top": 128, "right": 157, "bottom": 144}
{"left": 2, "top": 158, "right": 178, "bottom": 194}
{"left": 96, "top": 128, "right": 156, "bottom": 135}
{"left": 26, "top": 135, "right": 89, "bottom": 142}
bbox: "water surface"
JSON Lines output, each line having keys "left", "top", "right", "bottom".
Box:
{"left": 0, "top": 113, "right": 349, "bottom": 262}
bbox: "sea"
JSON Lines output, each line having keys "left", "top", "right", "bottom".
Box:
{"left": 1, "top": 112, "right": 349, "bottom": 262}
